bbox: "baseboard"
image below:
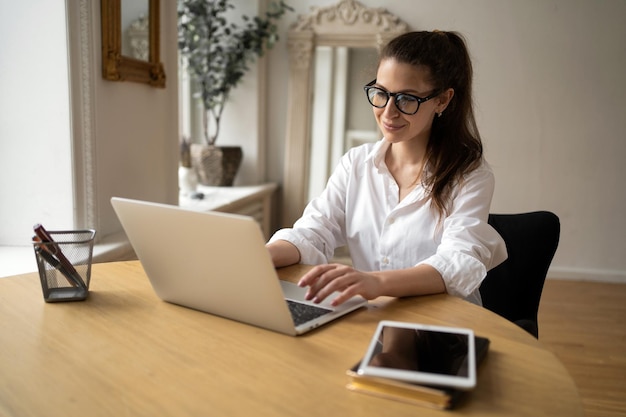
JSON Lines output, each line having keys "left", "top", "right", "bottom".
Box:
{"left": 547, "top": 267, "right": 626, "bottom": 284}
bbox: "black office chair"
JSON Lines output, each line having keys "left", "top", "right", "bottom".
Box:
{"left": 479, "top": 211, "right": 560, "bottom": 338}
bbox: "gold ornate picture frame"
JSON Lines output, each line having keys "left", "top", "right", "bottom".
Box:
{"left": 101, "top": 0, "right": 166, "bottom": 88}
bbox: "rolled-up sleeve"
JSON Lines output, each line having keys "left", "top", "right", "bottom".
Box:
{"left": 418, "top": 166, "right": 508, "bottom": 298}
{"left": 268, "top": 227, "right": 333, "bottom": 265}
{"left": 268, "top": 149, "right": 353, "bottom": 264}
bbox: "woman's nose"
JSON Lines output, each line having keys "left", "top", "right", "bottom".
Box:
{"left": 382, "top": 98, "right": 400, "bottom": 117}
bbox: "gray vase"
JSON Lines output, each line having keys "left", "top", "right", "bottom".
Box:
{"left": 190, "top": 144, "right": 243, "bottom": 186}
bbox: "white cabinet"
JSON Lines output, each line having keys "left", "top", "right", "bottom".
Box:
{"left": 179, "top": 183, "right": 277, "bottom": 239}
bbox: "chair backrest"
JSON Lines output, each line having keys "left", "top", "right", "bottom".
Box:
{"left": 479, "top": 211, "right": 560, "bottom": 338}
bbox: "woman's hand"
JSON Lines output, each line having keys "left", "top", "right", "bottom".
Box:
{"left": 297, "top": 264, "right": 383, "bottom": 306}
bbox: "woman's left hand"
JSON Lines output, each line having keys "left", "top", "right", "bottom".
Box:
{"left": 297, "top": 264, "right": 383, "bottom": 306}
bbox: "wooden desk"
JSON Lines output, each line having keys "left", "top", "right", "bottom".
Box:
{"left": 0, "top": 262, "right": 583, "bottom": 417}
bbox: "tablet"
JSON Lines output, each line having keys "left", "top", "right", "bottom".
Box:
{"left": 357, "top": 321, "right": 477, "bottom": 390}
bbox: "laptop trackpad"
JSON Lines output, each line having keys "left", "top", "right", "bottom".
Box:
{"left": 280, "top": 279, "right": 305, "bottom": 296}
{"left": 280, "top": 280, "right": 335, "bottom": 306}
{"left": 279, "top": 279, "right": 368, "bottom": 309}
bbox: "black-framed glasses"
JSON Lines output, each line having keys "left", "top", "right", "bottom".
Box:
{"left": 363, "top": 79, "right": 441, "bottom": 115}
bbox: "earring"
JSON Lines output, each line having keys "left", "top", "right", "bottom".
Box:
{"left": 437, "top": 112, "right": 443, "bottom": 118}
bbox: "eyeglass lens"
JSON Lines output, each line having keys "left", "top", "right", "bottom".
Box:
{"left": 366, "top": 87, "right": 420, "bottom": 115}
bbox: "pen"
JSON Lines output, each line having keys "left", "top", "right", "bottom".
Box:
{"left": 34, "top": 244, "right": 85, "bottom": 288}
{"left": 33, "top": 224, "right": 82, "bottom": 277}
{"left": 33, "top": 231, "right": 86, "bottom": 289}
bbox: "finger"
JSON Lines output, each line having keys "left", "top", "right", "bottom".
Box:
{"left": 305, "top": 272, "right": 340, "bottom": 301}
{"left": 330, "top": 283, "right": 362, "bottom": 307}
{"left": 297, "top": 264, "right": 334, "bottom": 287}
{"left": 309, "top": 270, "right": 357, "bottom": 303}
{"left": 299, "top": 263, "right": 347, "bottom": 291}
{"left": 299, "top": 265, "right": 341, "bottom": 301}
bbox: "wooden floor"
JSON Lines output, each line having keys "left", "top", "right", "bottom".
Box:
{"left": 538, "top": 279, "right": 626, "bottom": 417}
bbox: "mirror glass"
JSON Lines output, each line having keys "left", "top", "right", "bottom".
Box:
{"left": 308, "top": 46, "right": 380, "bottom": 201}
{"left": 121, "top": 0, "right": 150, "bottom": 61}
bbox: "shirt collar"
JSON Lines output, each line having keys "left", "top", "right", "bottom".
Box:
{"left": 366, "top": 138, "right": 391, "bottom": 171}
{"left": 366, "top": 138, "right": 433, "bottom": 177}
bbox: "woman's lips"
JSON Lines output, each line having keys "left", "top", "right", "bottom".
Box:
{"left": 383, "top": 121, "right": 404, "bottom": 131}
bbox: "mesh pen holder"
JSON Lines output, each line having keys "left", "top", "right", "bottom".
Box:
{"left": 33, "top": 229, "right": 96, "bottom": 302}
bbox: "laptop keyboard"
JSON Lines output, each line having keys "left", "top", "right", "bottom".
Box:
{"left": 287, "top": 300, "right": 333, "bottom": 326}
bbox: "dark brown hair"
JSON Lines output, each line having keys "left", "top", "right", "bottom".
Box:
{"left": 379, "top": 31, "right": 483, "bottom": 218}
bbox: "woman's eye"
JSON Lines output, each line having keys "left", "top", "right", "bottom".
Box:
{"left": 397, "top": 95, "right": 417, "bottom": 106}
{"left": 370, "top": 90, "right": 388, "bottom": 104}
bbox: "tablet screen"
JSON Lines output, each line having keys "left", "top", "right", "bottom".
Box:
{"left": 357, "top": 321, "right": 476, "bottom": 389}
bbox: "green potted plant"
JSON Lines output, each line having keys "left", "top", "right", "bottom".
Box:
{"left": 178, "top": 0, "right": 292, "bottom": 186}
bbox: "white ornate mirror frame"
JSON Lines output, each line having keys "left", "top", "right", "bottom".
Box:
{"left": 281, "top": 0, "right": 408, "bottom": 227}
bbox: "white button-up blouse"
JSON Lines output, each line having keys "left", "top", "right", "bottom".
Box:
{"left": 269, "top": 139, "right": 507, "bottom": 305}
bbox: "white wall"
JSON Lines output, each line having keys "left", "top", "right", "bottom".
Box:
{"left": 263, "top": 0, "right": 626, "bottom": 282}
{"left": 0, "top": 0, "right": 179, "bottom": 248}
{"left": 468, "top": 1, "right": 626, "bottom": 281}
{"left": 91, "top": 0, "right": 180, "bottom": 238}
{"left": 0, "top": 1, "right": 74, "bottom": 245}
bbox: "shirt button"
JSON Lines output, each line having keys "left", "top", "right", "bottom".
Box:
{"left": 382, "top": 257, "right": 389, "bottom": 265}
{"left": 388, "top": 217, "right": 395, "bottom": 225}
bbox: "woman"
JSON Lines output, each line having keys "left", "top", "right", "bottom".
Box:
{"left": 267, "top": 31, "right": 507, "bottom": 306}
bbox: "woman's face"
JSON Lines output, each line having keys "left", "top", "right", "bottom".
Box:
{"left": 372, "top": 59, "right": 443, "bottom": 146}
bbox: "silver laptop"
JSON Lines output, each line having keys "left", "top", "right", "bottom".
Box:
{"left": 111, "top": 197, "right": 367, "bottom": 336}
